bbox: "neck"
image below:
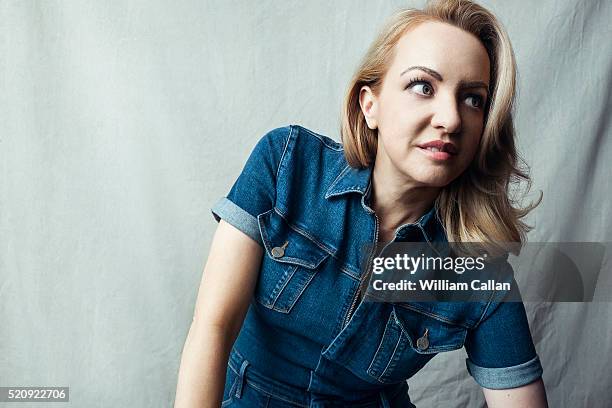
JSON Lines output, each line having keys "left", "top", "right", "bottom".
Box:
{"left": 370, "top": 158, "right": 440, "bottom": 234}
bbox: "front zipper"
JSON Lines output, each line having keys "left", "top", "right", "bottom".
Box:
{"left": 342, "top": 213, "right": 437, "bottom": 329}
{"left": 342, "top": 212, "right": 380, "bottom": 329}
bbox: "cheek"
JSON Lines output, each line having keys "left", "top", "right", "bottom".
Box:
{"left": 458, "top": 139, "right": 481, "bottom": 171}
{"left": 462, "top": 116, "right": 485, "bottom": 155}
{"left": 468, "top": 110, "right": 486, "bottom": 132}
{"left": 466, "top": 133, "right": 482, "bottom": 158}
{"left": 378, "top": 95, "right": 428, "bottom": 134}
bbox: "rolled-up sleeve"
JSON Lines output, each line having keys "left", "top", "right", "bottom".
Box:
{"left": 466, "top": 354, "right": 543, "bottom": 390}
{"left": 465, "top": 297, "right": 543, "bottom": 389}
{"left": 211, "top": 126, "right": 292, "bottom": 245}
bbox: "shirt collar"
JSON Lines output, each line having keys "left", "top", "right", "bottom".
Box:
{"left": 324, "top": 164, "right": 371, "bottom": 199}
{"left": 396, "top": 204, "right": 448, "bottom": 245}
{"left": 324, "top": 164, "right": 447, "bottom": 243}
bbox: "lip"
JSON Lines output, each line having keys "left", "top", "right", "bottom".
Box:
{"left": 417, "top": 140, "right": 458, "bottom": 161}
{"left": 417, "top": 140, "right": 458, "bottom": 154}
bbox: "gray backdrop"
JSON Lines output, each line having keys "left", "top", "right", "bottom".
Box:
{"left": 1, "top": 0, "right": 611, "bottom": 407}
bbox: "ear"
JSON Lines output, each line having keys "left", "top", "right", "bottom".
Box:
{"left": 359, "top": 85, "right": 378, "bottom": 130}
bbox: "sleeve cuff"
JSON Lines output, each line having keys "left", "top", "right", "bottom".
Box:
{"left": 211, "top": 197, "right": 263, "bottom": 246}
{"left": 466, "top": 355, "right": 543, "bottom": 389}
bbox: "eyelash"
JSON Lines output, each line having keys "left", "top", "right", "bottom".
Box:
{"left": 405, "top": 77, "right": 432, "bottom": 94}
{"left": 405, "top": 77, "right": 485, "bottom": 109}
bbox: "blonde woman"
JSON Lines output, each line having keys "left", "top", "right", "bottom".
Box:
{"left": 175, "top": 0, "right": 548, "bottom": 406}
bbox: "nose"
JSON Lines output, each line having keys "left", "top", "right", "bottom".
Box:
{"left": 430, "top": 95, "right": 462, "bottom": 134}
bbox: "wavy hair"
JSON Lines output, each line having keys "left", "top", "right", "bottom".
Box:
{"left": 340, "top": 0, "right": 539, "bottom": 256}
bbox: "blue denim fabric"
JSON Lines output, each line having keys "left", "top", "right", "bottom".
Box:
{"left": 211, "top": 125, "right": 543, "bottom": 406}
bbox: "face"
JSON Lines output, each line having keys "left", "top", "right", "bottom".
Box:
{"left": 360, "top": 21, "right": 491, "bottom": 187}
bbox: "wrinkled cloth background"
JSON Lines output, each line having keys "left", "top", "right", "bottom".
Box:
{"left": 1, "top": 1, "right": 611, "bottom": 407}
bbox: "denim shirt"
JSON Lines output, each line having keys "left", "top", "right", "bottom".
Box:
{"left": 211, "top": 125, "right": 543, "bottom": 407}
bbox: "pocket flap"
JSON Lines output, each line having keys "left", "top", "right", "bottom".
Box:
{"left": 392, "top": 306, "right": 467, "bottom": 353}
{"left": 258, "top": 209, "right": 331, "bottom": 270}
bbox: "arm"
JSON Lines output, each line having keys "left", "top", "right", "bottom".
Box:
{"left": 174, "top": 220, "right": 263, "bottom": 408}
{"left": 483, "top": 378, "right": 548, "bottom": 407}
{"left": 465, "top": 278, "right": 547, "bottom": 406}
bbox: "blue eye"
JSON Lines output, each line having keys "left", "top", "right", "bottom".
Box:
{"left": 465, "top": 95, "right": 484, "bottom": 109}
{"left": 407, "top": 79, "right": 434, "bottom": 96}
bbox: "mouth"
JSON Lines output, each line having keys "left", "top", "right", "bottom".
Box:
{"left": 417, "top": 140, "right": 458, "bottom": 161}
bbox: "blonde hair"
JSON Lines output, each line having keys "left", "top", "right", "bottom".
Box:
{"left": 340, "top": 0, "right": 539, "bottom": 256}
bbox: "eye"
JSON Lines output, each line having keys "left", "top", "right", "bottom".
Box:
{"left": 407, "top": 79, "right": 434, "bottom": 96}
{"left": 465, "top": 94, "right": 484, "bottom": 109}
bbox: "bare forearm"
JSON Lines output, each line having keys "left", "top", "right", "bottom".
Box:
{"left": 484, "top": 378, "right": 548, "bottom": 408}
{"left": 174, "top": 325, "right": 233, "bottom": 408}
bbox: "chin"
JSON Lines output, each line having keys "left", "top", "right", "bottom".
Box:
{"left": 421, "top": 178, "right": 453, "bottom": 188}
{"left": 405, "top": 167, "right": 457, "bottom": 188}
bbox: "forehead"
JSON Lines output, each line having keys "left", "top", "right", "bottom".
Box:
{"left": 391, "top": 21, "right": 490, "bottom": 83}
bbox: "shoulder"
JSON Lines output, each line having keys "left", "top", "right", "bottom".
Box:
{"left": 253, "top": 125, "right": 344, "bottom": 165}
{"left": 269, "top": 125, "right": 347, "bottom": 213}
{"left": 279, "top": 125, "right": 346, "bottom": 176}
{"left": 289, "top": 124, "right": 344, "bottom": 152}
{"left": 258, "top": 124, "right": 343, "bottom": 153}
{"left": 257, "top": 124, "right": 346, "bottom": 176}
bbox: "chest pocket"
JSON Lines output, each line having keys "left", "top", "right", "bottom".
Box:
{"left": 366, "top": 305, "right": 468, "bottom": 384}
{"left": 255, "top": 209, "right": 331, "bottom": 313}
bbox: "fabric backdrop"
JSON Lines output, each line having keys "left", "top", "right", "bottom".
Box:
{"left": 1, "top": 1, "right": 611, "bottom": 407}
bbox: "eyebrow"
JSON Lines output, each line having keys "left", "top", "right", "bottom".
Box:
{"left": 401, "top": 66, "right": 443, "bottom": 80}
{"left": 400, "top": 65, "right": 489, "bottom": 93}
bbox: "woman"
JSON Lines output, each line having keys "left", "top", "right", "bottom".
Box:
{"left": 175, "top": 0, "right": 548, "bottom": 406}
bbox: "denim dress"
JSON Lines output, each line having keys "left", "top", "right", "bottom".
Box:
{"left": 211, "top": 125, "right": 543, "bottom": 407}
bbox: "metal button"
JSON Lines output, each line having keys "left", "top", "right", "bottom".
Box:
{"left": 416, "top": 328, "right": 429, "bottom": 351}
{"left": 271, "top": 241, "right": 289, "bottom": 258}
